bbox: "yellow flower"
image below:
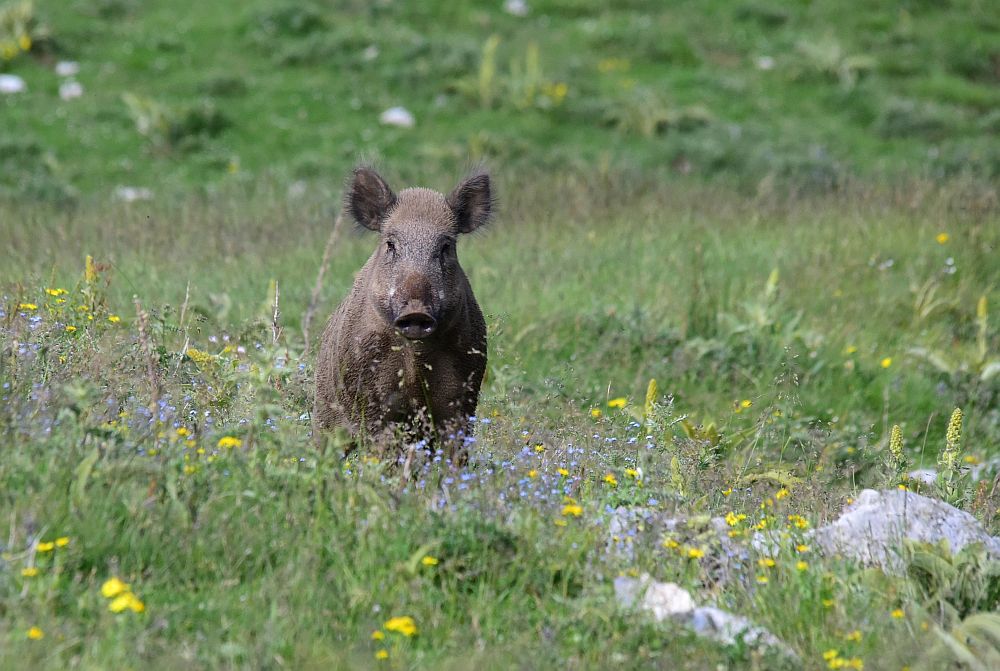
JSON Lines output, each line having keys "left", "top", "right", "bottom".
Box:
{"left": 186, "top": 348, "right": 214, "bottom": 365}
{"left": 36, "top": 541, "right": 55, "bottom": 552}
{"left": 721, "top": 487, "right": 732, "bottom": 496}
{"left": 796, "top": 561, "right": 809, "bottom": 572}
{"left": 21, "top": 567, "right": 39, "bottom": 577}
{"left": 897, "top": 484, "right": 909, "bottom": 491}
{"left": 725, "top": 512, "right": 747, "bottom": 526}
{"left": 384, "top": 615, "right": 417, "bottom": 637}
{"left": 534, "top": 443, "right": 545, "bottom": 453}
{"left": 822, "top": 598, "right": 835, "bottom": 608}
{"left": 740, "top": 399, "right": 752, "bottom": 409}
{"left": 46, "top": 288, "right": 67, "bottom": 296}
{"left": 18, "top": 303, "right": 37, "bottom": 311}
{"left": 662, "top": 538, "right": 680, "bottom": 549}
{"left": 603, "top": 473, "right": 617, "bottom": 487}
{"left": 554, "top": 519, "right": 568, "bottom": 527}
{"left": 27, "top": 626, "right": 44, "bottom": 640}
{"left": 846, "top": 659, "right": 863, "bottom": 670}
{"left": 758, "top": 558, "right": 776, "bottom": 569}
{"left": 101, "top": 577, "right": 129, "bottom": 598}
{"left": 217, "top": 436, "right": 242, "bottom": 449}
{"left": 561, "top": 504, "right": 583, "bottom": 517}
{"left": 55, "top": 537, "right": 70, "bottom": 548}
{"left": 557, "top": 468, "right": 569, "bottom": 477}
{"left": 18, "top": 34, "right": 31, "bottom": 51}
{"left": 845, "top": 630, "right": 862, "bottom": 642}
{"left": 108, "top": 315, "right": 121, "bottom": 323}
{"left": 796, "top": 544, "right": 810, "bottom": 553}
{"left": 624, "top": 468, "right": 639, "bottom": 479}
{"left": 607, "top": 397, "right": 627, "bottom": 409}
{"left": 936, "top": 232, "right": 949, "bottom": 244}
{"left": 775, "top": 487, "right": 790, "bottom": 500}
{"left": 756, "top": 575, "right": 769, "bottom": 584}
{"left": 787, "top": 514, "right": 810, "bottom": 529}
{"left": 85, "top": 255, "right": 97, "bottom": 283}
{"left": 824, "top": 649, "right": 840, "bottom": 661}
{"left": 65, "top": 325, "right": 77, "bottom": 332}
{"left": 590, "top": 408, "right": 602, "bottom": 419}
{"left": 890, "top": 608, "right": 904, "bottom": 619}
{"left": 687, "top": 547, "right": 705, "bottom": 559}
{"left": 880, "top": 357, "right": 892, "bottom": 369}
{"left": 420, "top": 556, "right": 439, "bottom": 566}
{"left": 176, "top": 427, "right": 189, "bottom": 437}
{"left": 375, "top": 650, "right": 389, "bottom": 660}
{"left": 527, "top": 469, "right": 538, "bottom": 479}
{"left": 109, "top": 592, "right": 145, "bottom": 613}
{"left": 844, "top": 345, "right": 858, "bottom": 355}
{"left": 371, "top": 630, "right": 385, "bottom": 640}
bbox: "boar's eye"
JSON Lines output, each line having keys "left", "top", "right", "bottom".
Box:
{"left": 385, "top": 240, "right": 397, "bottom": 257}
{"left": 439, "top": 241, "right": 452, "bottom": 259}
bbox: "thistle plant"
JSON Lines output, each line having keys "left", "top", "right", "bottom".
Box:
{"left": 937, "top": 407, "right": 964, "bottom": 500}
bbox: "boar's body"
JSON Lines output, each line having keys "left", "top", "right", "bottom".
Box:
{"left": 313, "top": 170, "right": 491, "bottom": 454}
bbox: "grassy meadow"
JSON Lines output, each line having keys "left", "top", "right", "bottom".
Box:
{"left": 2, "top": 0, "right": 1000, "bottom": 669}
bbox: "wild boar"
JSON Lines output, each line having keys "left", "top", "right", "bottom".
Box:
{"left": 313, "top": 167, "right": 491, "bottom": 458}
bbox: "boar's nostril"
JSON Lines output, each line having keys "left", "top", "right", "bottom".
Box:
{"left": 394, "top": 311, "right": 437, "bottom": 339}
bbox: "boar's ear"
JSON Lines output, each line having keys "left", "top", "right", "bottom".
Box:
{"left": 346, "top": 167, "right": 396, "bottom": 231}
{"left": 446, "top": 173, "right": 493, "bottom": 234}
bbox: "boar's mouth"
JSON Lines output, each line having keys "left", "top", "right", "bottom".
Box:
{"left": 394, "top": 309, "right": 437, "bottom": 339}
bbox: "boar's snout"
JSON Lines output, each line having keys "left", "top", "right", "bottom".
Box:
{"left": 394, "top": 301, "right": 437, "bottom": 339}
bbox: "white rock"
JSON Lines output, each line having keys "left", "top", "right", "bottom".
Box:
{"left": 59, "top": 80, "right": 83, "bottom": 101}
{"left": 809, "top": 488, "right": 1000, "bottom": 573}
{"left": 642, "top": 581, "right": 696, "bottom": 619}
{"left": 0, "top": 74, "right": 27, "bottom": 94}
{"left": 907, "top": 468, "right": 937, "bottom": 485}
{"left": 504, "top": 0, "right": 529, "bottom": 17}
{"left": 755, "top": 55, "right": 775, "bottom": 70}
{"left": 379, "top": 106, "right": 415, "bottom": 128}
{"left": 113, "top": 186, "right": 154, "bottom": 202}
{"left": 55, "top": 61, "right": 80, "bottom": 77}
{"left": 362, "top": 44, "right": 379, "bottom": 62}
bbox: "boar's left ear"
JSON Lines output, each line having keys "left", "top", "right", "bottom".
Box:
{"left": 446, "top": 173, "right": 493, "bottom": 234}
{"left": 346, "top": 167, "right": 396, "bottom": 231}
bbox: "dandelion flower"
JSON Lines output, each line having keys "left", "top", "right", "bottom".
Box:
{"left": 371, "top": 630, "right": 385, "bottom": 640}
{"left": 527, "top": 469, "right": 538, "bottom": 479}
{"left": 534, "top": 443, "right": 545, "bottom": 453}
{"left": 590, "top": 408, "right": 602, "bottom": 419}
{"left": 662, "top": 538, "right": 680, "bottom": 549}
{"left": 101, "top": 577, "right": 129, "bottom": 598}
{"left": 36, "top": 541, "right": 55, "bottom": 552}
{"left": 561, "top": 504, "right": 583, "bottom": 517}
{"left": 384, "top": 615, "right": 417, "bottom": 637}
{"left": 46, "top": 288, "right": 68, "bottom": 296}
{"left": 18, "top": 303, "right": 37, "bottom": 311}
{"left": 890, "top": 608, "right": 904, "bottom": 619}
{"left": 109, "top": 592, "right": 145, "bottom": 613}
{"left": 27, "top": 627, "right": 44, "bottom": 640}
{"left": 65, "top": 325, "right": 77, "bottom": 332}
{"left": 796, "top": 561, "right": 809, "bottom": 571}
{"left": 758, "top": 558, "right": 776, "bottom": 569}
{"left": 845, "top": 630, "right": 862, "bottom": 642}
{"left": 756, "top": 575, "right": 769, "bottom": 584}
{"left": 880, "top": 357, "right": 892, "bottom": 369}
{"left": 775, "top": 487, "right": 789, "bottom": 500}
{"left": 844, "top": 345, "right": 858, "bottom": 355}
{"left": 375, "top": 650, "right": 389, "bottom": 660}
{"left": 603, "top": 473, "right": 617, "bottom": 487}
{"left": 740, "top": 399, "right": 752, "bottom": 409}
{"left": 721, "top": 487, "right": 732, "bottom": 496}
{"left": 823, "top": 649, "right": 840, "bottom": 661}
{"left": 420, "top": 556, "right": 439, "bottom": 566}
{"left": 21, "top": 567, "right": 39, "bottom": 577}
{"left": 217, "top": 436, "right": 242, "bottom": 449}
{"left": 796, "top": 544, "right": 810, "bottom": 553}
{"left": 607, "top": 397, "right": 627, "bottom": 409}
{"left": 55, "top": 537, "right": 70, "bottom": 548}
{"left": 687, "top": 547, "right": 705, "bottom": 559}
{"left": 936, "top": 232, "right": 949, "bottom": 244}
{"left": 557, "top": 468, "right": 569, "bottom": 477}
{"left": 554, "top": 519, "right": 568, "bottom": 527}
{"left": 108, "top": 315, "right": 121, "bottom": 323}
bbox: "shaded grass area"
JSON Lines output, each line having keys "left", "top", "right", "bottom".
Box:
{"left": 2, "top": 0, "right": 1000, "bottom": 201}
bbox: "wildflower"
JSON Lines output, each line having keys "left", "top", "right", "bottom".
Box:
{"left": 527, "top": 469, "right": 538, "bottom": 479}
{"left": 371, "top": 630, "right": 385, "bottom": 640}
{"left": 756, "top": 575, "right": 769, "bottom": 584}
{"left": 796, "top": 560, "right": 809, "bottom": 571}
{"left": 824, "top": 650, "right": 839, "bottom": 661}
{"left": 554, "top": 519, "right": 568, "bottom": 527}
{"left": 217, "top": 436, "right": 242, "bottom": 449}
{"left": 27, "top": 627, "right": 44, "bottom": 640}
{"left": 21, "top": 567, "right": 39, "bottom": 577}
{"left": 725, "top": 512, "right": 747, "bottom": 526}
{"left": 176, "top": 427, "right": 189, "bottom": 437}
{"left": 844, "top": 345, "right": 858, "bottom": 355}
{"left": 796, "top": 544, "right": 810, "bottom": 553}
{"left": 846, "top": 659, "right": 863, "bottom": 670}
{"left": 936, "top": 232, "right": 949, "bottom": 244}
{"left": 108, "top": 314, "right": 121, "bottom": 323}
{"left": 36, "top": 541, "right": 55, "bottom": 552}
{"left": 557, "top": 468, "right": 569, "bottom": 477}
{"left": 740, "top": 399, "right": 752, "bottom": 409}
{"left": 561, "top": 504, "right": 583, "bottom": 517}
{"left": 420, "top": 556, "right": 439, "bottom": 567}
{"left": 687, "top": 547, "right": 705, "bottom": 559}
{"left": 533, "top": 443, "right": 545, "bottom": 453}
{"left": 775, "top": 487, "right": 789, "bottom": 500}
{"left": 603, "top": 473, "right": 617, "bottom": 487}
{"left": 46, "top": 288, "right": 67, "bottom": 296}
{"left": 18, "top": 303, "right": 37, "bottom": 311}
{"left": 607, "top": 397, "right": 627, "bottom": 409}
{"left": 624, "top": 468, "right": 640, "bottom": 479}
{"left": 101, "top": 577, "right": 129, "bottom": 598}
{"left": 822, "top": 599, "right": 835, "bottom": 608}
{"left": 186, "top": 348, "right": 214, "bottom": 365}
{"left": 590, "top": 408, "right": 602, "bottom": 419}
{"left": 845, "top": 630, "right": 862, "bottom": 642}
{"left": 85, "top": 255, "right": 97, "bottom": 283}
{"left": 787, "top": 514, "right": 810, "bottom": 529}
{"left": 65, "top": 325, "right": 77, "bottom": 332}
{"left": 375, "top": 650, "right": 389, "bottom": 660}
{"left": 890, "top": 608, "right": 904, "bottom": 619}
{"left": 109, "top": 592, "right": 145, "bottom": 613}
{"left": 940, "top": 407, "right": 963, "bottom": 472}
{"left": 897, "top": 483, "right": 909, "bottom": 491}
{"left": 880, "top": 357, "right": 892, "bottom": 369}
{"left": 888, "top": 424, "right": 904, "bottom": 467}
{"left": 758, "top": 558, "right": 776, "bottom": 569}
{"left": 55, "top": 537, "right": 70, "bottom": 548}
{"left": 721, "top": 487, "right": 732, "bottom": 496}
{"left": 662, "top": 538, "right": 680, "bottom": 549}
{"left": 384, "top": 615, "right": 417, "bottom": 637}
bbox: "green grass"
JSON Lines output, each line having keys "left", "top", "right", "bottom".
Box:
{"left": 2, "top": 176, "right": 999, "bottom": 669}
{"left": 2, "top": 0, "right": 1000, "bottom": 201}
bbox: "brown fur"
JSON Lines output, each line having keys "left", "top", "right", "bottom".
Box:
{"left": 313, "top": 168, "right": 491, "bottom": 457}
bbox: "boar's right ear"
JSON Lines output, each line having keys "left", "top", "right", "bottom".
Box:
{"left": 447, "top": 172, "right": 493, "bottom": 234}
{"left": 346, "top": 167, "right": 396, "bottom": 231}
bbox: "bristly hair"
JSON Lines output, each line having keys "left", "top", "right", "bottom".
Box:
{"left": 451, "top": 160, "right": 498, "bottom": 237}
{"left": 343, "top": 163, "right": 397, "bottom": 233}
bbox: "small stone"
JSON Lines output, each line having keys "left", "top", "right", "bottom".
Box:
{"left": 379, "top": 106, "right": 415, "bottom": 128}
{"left": 113, "top": 186, "right": 154, "bottom": 202}
{"left": 0, "top": 74, "right": 27, "bottom": 94}
{"left": 59, "top": 80, "right": 83, "bottom": 101}
{"left": 907, "top": 469, "right": 937, "bottom": 485}
{"left": 503, "top": 0, "right": 529, "bottom": 17}
{"left": 755, "top": 55, "right": 775, "bottom": 71}
{"left": 55, "top": 61, "right": 80, "bottom": 77}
